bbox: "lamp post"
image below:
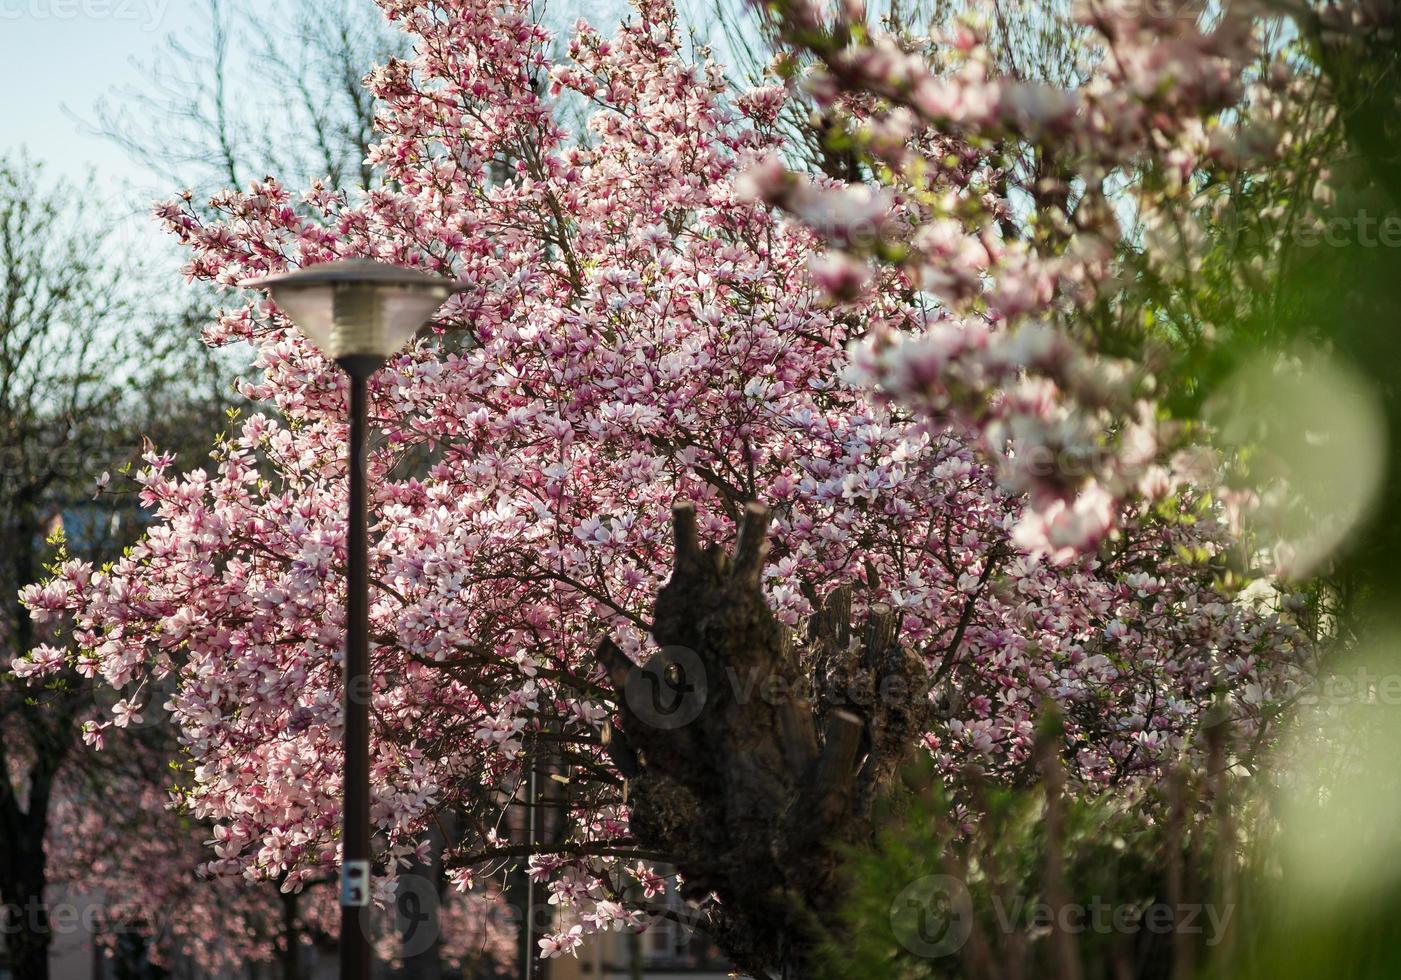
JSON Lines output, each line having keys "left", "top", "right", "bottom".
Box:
{"left": 241, "top": 259, "right": 465, "bottom": 980}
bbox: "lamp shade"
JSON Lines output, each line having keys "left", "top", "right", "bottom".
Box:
{"left": 241, "top": 259, "right": 466, "bottom": 366}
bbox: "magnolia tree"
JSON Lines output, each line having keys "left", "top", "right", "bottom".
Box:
{"left": 17, "top": 0, "right": 1312, "bottom": 975}
{"left": 749, "top": 0, "right": 1393, "bottom": 577}
{"left": 744, "top": 0, "right": 1251, "bottom": 547}
{"left": 48, "top": 771, "right": 286, "bottom": 974}
{"left": 47, "top": 763, "right": 515, "bottom": 977}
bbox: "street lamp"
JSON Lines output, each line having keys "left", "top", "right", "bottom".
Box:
{"left": 241, "top": 258, "right": 466, "bottom": 980}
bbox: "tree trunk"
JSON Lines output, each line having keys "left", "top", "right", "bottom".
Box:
{"left": 400, "top": 818, "right": 447, "bottom": 980}
{"left": 502, "top": 859, "right": 533, "bottom": 978}
{"left": 112, "top": 932, "right": 168, "bottom": 980}
{"left": 1, "top": 514, "right": 58, "bottom": 980}
{"left": 1, "top": 859, "right": 52, "bottom": 980}
{"left": 595, "top": 503, "right": 929, "bottom": 977}
{"left": 278, "top": 889, "right": 303, "bottom": 980}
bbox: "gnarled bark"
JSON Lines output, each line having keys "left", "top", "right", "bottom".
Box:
{"left": 596, "top": 502, "right": 930, "bottom": 977}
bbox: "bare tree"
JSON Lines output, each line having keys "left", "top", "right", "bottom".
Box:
{"left": 86, "top": 0, "right": 410, "bottom": 201}
{"left": 0, "top": 155, "right": 228, "bottom": 980}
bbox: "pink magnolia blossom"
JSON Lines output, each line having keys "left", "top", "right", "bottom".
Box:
{"left": 755, "top": 0, "right": 1310, "bottom": 557}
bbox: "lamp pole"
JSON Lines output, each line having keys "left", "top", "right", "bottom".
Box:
{"left": 241, "top": 260, "right": 466, "bottom": 980}
{"left": 343, "top": 366, "right": 373, "bottom": 980}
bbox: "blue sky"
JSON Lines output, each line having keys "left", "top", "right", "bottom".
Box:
{"left": 0, "top": 0, "right": 729, "bottom": 253}
{"left": 0, "top": 0, "right": 647, "bottom": 190}
{"left": 4, "top": 2, "right": 644, "bottom": 190}
{"left": 1, "top": 0, "right": 207, "bottom": 196}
